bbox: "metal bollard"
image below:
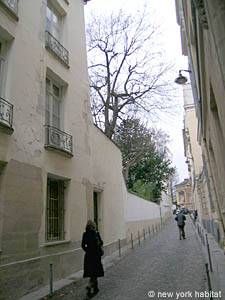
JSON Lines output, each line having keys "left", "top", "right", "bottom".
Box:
{"left": 49, "top": 263, "right": 53, "bottom": 297}
{"left": 138, "top": 230, "right": 140, "bottom": 246}
{"left": 143, "top": 228, "right": 145, "bottom": 240}
{"left": 131, "top": 233, "right": 134, "bottom": 249}
{"left": 205, "top": 234, "right": 213, "bottom": 272}
{"left": 205, "top": 263, "right": 213, "bottom": 300}
{"left": 118, "top": 239, "right": 121, "bottom": 257}
{"left": 202, "top": 229, "right": 206, "bottom": 246}
{"left": 148, "top": 226, "right": 150, "bottom": 238}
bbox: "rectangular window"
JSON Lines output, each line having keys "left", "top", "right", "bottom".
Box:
{"left": 45, "top": 1, "right": 69, "bottom": 66}
{"left": 45, "top": 77, "right": 62, "bottom": 129}
{"left": 46, "top": 178, "right": 65, "bottom": 241}
{"left": 0, "top": 63, "right": 4, "bottom": 98}
{"left": 46, "top": 2, "right": 62, "bottom": 41}
{"left": 0, "top": 42, "right": 6, "bottom": 98}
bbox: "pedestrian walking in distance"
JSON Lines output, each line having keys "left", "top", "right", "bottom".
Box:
{"left": 193, "top": 209, "right": 198, "bottom": 222}
{"left": 82, "top": 220, "right": 104, "bottom": 298}
{"left": 175, "top": 210, "right": 186, "bottom": 240}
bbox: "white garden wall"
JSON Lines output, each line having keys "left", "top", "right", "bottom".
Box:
{"left": 125, "top": 192, "right": 172, "bottom": 241}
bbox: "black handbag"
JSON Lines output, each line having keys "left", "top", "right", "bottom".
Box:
{"left": 96, "top": 232, "right": 104, "bottom": 256}
{"left": 99, "top": 245, "right": 104, "bottom": 256}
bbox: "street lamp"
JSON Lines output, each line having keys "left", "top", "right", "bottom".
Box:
{"left": 185, "top": 156, "right": 192, "bottom": 164}
{"left": 174, "top": 69, "right": 191, "bottom": 85}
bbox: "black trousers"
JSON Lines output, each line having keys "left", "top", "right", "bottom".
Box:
{"left": 88, "top": 277, "right": 98, "bottom": 290}
{"left": 178, "top": 224, "right": 185, "bottom": 239}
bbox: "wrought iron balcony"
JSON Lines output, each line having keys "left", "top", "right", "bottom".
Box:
{"left": 0, "top": 0, "right": 18, "bottom": 17}
{"left": 45, "top": 31, "right": 69, "bottom": 67}
{"left": 0, "top": 97, "right": 13, "bottom": 134}
{"left": 45, "top": 125, "right": 73, "bottom": 156}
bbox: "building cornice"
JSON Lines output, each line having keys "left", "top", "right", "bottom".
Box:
{"left": 193, "top": 0, "right": 208, "bottom": 29}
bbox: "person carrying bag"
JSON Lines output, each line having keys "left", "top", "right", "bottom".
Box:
{"left": 81, "top": 220, "right": 104, "bottom": 298}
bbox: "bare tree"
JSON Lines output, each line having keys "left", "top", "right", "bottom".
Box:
{"left": 86, "top": 9, "right": 173, "bottom": 139}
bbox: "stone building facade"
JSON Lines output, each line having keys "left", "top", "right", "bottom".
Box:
{"left": 175, "top": 0, "right": 225, "bottom": 246}
{"left": 0, "top": 1, "right": 127, "bottom": 298}
{"left": 182, "top": 85, "right": 213, "bottom": 226}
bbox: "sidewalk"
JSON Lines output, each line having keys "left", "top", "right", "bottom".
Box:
{"left": 19, "top": 229, "right": 149, "bottom": 300}
{"left": 191, "top": 218, "right": 225, "bottom": 299}
{"left": 21, "top": 217, "right": 209, "bottom": 300}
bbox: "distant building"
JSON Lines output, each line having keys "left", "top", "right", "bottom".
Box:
{"left": 175, "top": 179, "right": 193, "bottom": 211}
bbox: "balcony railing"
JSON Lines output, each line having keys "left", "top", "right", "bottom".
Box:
{"left": 45, "top": 125, "right": 73, "bottom": 156}
{"left": 0, "top": 0, "right": 18, "bottom": 16}
{"left": 45, "top": 31, "right": 69, "bottom": 67}
{"left": 0, "top": 97, "right": 13, "bottom": 133}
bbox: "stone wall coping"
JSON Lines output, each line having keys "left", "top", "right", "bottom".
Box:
{"left": 41, "top": 240, "right": 71, "bottom": 247}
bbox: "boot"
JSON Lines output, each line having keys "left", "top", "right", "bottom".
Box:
{"left": 86, "top": 286, "right": 92, "bottom": 298}
{"left": 92, "top": 278, "right": 99, "bottom": 295}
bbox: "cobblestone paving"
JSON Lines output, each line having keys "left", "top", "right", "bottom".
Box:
{"left": 44, "top": 217, "right": 207, "bottom": 300}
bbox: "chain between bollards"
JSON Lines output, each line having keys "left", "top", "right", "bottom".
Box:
{"left": 128, "top": 222, "right": 164, "bottom": 252}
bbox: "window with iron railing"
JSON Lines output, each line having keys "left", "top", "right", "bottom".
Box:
{"left": 45, "top": 77, "right": 73, "bottom": 155}
{"left": 45, "top": 2, "right": 69, "bottom": 66}
{"left": 46, "top": 178, "right": 65, "bottom": 241}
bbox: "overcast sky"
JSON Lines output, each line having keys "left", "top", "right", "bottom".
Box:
{"left": 84, "top": 0, "right": 189, "bottom": 182}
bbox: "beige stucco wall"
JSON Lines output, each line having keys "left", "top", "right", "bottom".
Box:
{"left": 183, "top": 86, "right": 203, "bottom": 176}
{"left": 125, "top": 193, "right": 171, "bottom": 241}
{"left": 90, "top": 126, "right": 126, "bottom": 244}
{"left": 0, "top": 1, "right": 127, "bottom": 298}
{"left": 0, "top": 0, "right": 92, "bottom": 249}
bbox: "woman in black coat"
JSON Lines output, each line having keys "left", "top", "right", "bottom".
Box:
{"left": 81, "top": 220, "right": 104, "bottom": 297}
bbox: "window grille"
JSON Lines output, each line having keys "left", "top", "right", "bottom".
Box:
{"left": 46, "top": 178, "right": 65, "bottom": 241}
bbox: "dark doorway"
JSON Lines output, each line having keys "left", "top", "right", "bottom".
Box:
{"left": 93, "top": 191, "right": 99, "bottom": 230}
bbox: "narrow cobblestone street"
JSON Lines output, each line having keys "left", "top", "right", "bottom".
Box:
{"left": 45, "top": 217, "right": 207, "bottom": 300}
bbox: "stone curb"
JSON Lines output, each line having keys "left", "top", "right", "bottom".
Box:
{"left": 190, "top": 217, "right": 225, "bottom": 300}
